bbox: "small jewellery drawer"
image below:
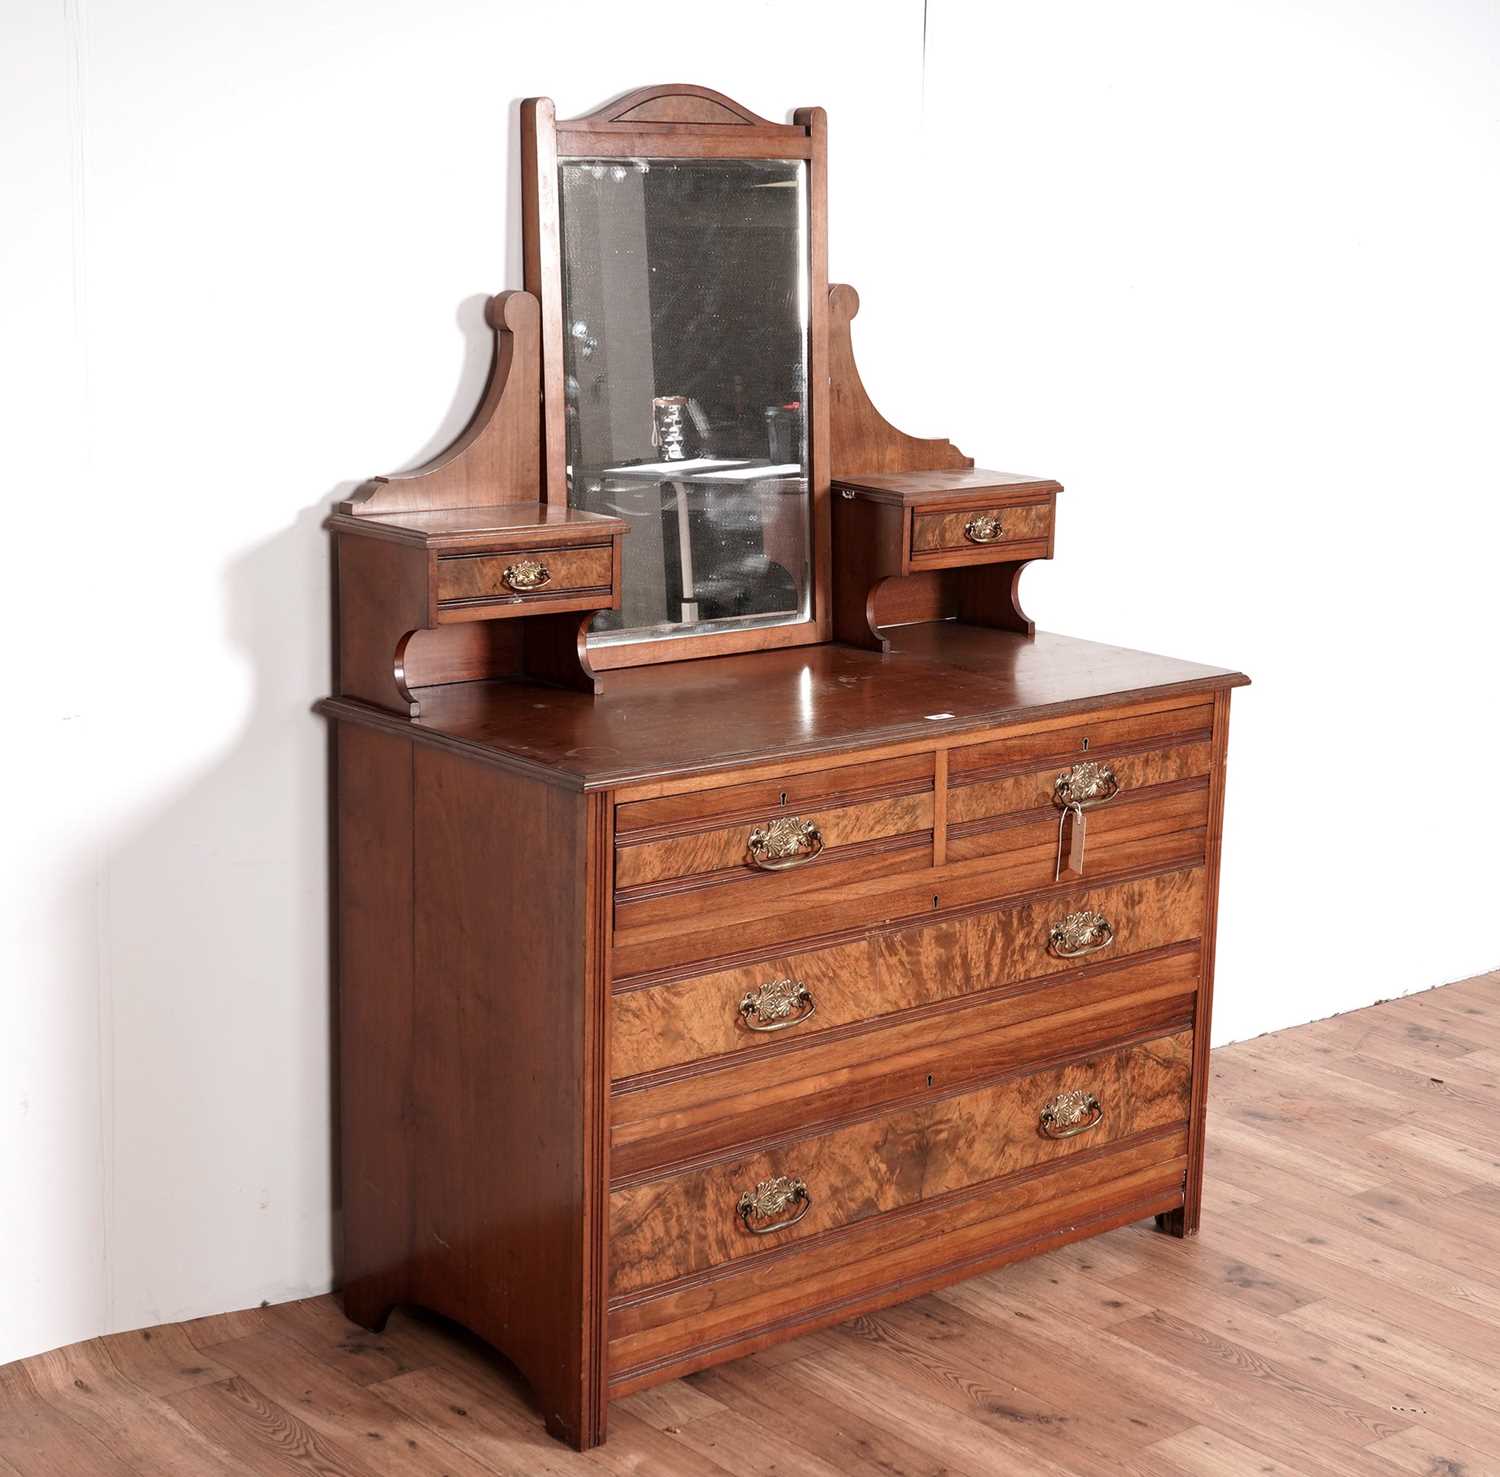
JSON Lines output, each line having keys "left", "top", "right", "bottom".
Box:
{"left": 434, "top": 542, "right": 615, "bottom": 615}
{"left": 612, "top": 865, "right": 1207, "bottom": 1082}
{"left": 910, "top": 499, "right": 1052, "bottom": 563}
{"left": 608, "top": 1029, "right": 1193, "bottom": 1297}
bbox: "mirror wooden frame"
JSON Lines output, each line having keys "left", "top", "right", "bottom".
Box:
{"left": 521, "top": 85, "right": 831, "bottom": 669}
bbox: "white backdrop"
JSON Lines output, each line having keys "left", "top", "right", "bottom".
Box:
{"left": 2, "top": 0, "right": 1496, "bottom": 1367}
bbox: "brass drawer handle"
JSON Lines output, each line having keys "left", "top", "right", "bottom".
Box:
{"left": 1039, "top": 1089, "right": 1104, "bottom": 1139}
{"left": 1048, "top": 909, "right": 1115, "bottom": 959}
{"left": 1053, "top": 761, "right": 1120, "bottom": 810}
{"left": 740, "top": 977, "right": 817, "bottom": 1033}
{"left": 963, "top": 512, "right": 1005, "bottom": 544}
{"left": 502, "top": 558, "right": 551, "bottom": 592}
{"left": 737, "top": 1175, "right": 811, "bottom": 1235}
{"left": 747, "top": 816, "right": 824, "bottom": 871}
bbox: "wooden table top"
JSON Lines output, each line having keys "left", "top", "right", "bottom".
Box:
{"left": 321, "top": 624, "right": 1247, "bottom": 791}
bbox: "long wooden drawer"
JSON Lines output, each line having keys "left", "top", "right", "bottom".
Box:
{"left": 613, "top": 865, "right": 1207, "bottom": 1082}
{"left": 612, "top": 945, "right": 1199, "bottom": 1178}
{"left": 608, "top": 1129, "right": 1188, "bottom": 1391}
{"left": 609, "top": 1029, "right": 1192, "bottom": 1298}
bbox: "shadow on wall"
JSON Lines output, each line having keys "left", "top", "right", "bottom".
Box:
{"left": 100, "top": 282, "right": 507, "bottom": 1331}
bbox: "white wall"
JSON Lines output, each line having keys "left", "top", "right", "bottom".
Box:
{"left": 918, "top": 0, "right": 1500, "bottom": 1047}
{"left": 1, "top": 0, "right": 1495, "bottom": 1368}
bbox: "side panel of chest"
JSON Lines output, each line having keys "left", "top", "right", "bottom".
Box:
{"left": 335, "top": 727, "right": 612, "bottom": 1449}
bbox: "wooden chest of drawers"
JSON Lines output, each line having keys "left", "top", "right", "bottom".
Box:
{"left": 322, "top": 625, "right": 1245, "bottom": 1448}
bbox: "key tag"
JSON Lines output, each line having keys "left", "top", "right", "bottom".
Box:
{"left": 1055, "top": 801, "right": 1086, "bottom": 880}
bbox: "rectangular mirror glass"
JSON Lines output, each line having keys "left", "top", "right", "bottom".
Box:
{"left": 557, "top": 157, "right": 811, "bottom": 647}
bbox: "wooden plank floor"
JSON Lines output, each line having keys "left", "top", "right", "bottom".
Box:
{"left": 3, "top": 973, "right": 1498, "bottom": 1476}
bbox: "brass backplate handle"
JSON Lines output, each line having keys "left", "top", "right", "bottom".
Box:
{"left": 737, "top": 1175, "right": 811, "bottom": 1234}
{"left": 502, "top": 557, "right": 551, "bottom": 592}
{"left": 1039, "top": 1089, "right": 1104, "bottom": 1139}
{"left": 1047, "top": 910, "right": 1115, "bottom": 959}
{"left": 747, "top": 816, "right": 824, "bottom": 871}
{"left": 963, "top": 512, "right": 1005, "bottom": 544}
{"left": 1053, "top": 761, "right": 1120, "bottom": 810}
{"left": 740, "top": 977, "right": 817, "bottom": 1033}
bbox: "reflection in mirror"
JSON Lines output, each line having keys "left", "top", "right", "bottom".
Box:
{"left": 557, "top": 157, "right": 810, "bottom": 646}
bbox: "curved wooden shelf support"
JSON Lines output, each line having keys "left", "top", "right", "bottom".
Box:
{"left": 339, "top": 290, "right": 542, "bottom": 517}
{"left": 829, "top": 284, "right": 973, "bottom": 479}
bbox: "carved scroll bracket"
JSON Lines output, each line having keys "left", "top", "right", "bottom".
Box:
{"left": 339, "top": 289, "right": 543, "bottom": 517}
{"left": 828, "top": 283, "right": 972, "bottom": 481}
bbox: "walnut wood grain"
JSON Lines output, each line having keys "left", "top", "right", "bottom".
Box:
{"left": 616, "top": 752, "right": 933, "bottom": 835}
{"left": 911, "top": 500, "right": 1053, "bottom": 556}
{"left": 945, "top": 783, "right": 1209, "bottom": 873}
{"left": 335, "top": 725, "right": 417, "bottom": 1333}
{"left": 611, "top": 948, "right": 1199, "bottom": 1178}
{"left": 434, "top": 544, "right": 614, "bottom": 608}
{"left": 610, "top": 1031, "right": 1192, "bottom": 1295}
{"left": 613, "top": 829, "right": 1208, "bottom": 979}
{"left": 607, "top": 1132, "right": 1188, "bottom": 1383}
{"left": 612, "top": 866, "right": 1207, "bottom": 1079}
{"left": 613, "top": 836, "right": 932, "bottom": 944}
{"left": 949, "top": 697, "right": 1215, "bottom": 776}
{"left": 333, "top": 737, "right": 610, "bottom": 1450}
{"left": 615, "top": 790, "right": 932, "bottom": 889}
{"left": 948, "top": 738, "right": 1213, "bottom": 825}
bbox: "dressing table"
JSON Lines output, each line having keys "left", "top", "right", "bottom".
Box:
{"left": 318, "top": 84, "right": 1248, "bottom": 1450}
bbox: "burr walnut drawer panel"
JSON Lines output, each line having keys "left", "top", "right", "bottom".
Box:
{"left": 612, "top": 864, "right": 1208, "bottom": 1082}
{"left": 950, "top": 699, "right": 1214, "bottom": 778}
{"left": 608, "top": 1029, "right": 1193, "bottom": 1298}
{"left": 611, "top": 944, "right": 1199, "bottom": 1179}
{"left": 607, "top": 1129, "right": 1189, "bottom": 1391}
{"left": 949, "top": 736, "right": 1214, "bottom": 828}
{"left": 909, "top": 499, "right": 1052, "bottom": 563}
{"left": 434, "top": 543, "right": 614, "bottom": 614}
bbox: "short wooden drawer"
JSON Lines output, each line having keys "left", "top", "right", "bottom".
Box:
{"left": 910, "top": 498, "right": 1052, "bottom": 563}
{"left": 612, "top": 865, "right": 1207, "bottom": 1081}
{"left": 608, "top": 1129, "right": 1188, "bottom": 1389}
{"left": 612, "top": 754, "right": 935, "bottom": 947}
{"left": 435, "top": 542, "right": 615, "bottom": 615}
{"left": 609, "top": 1029, "right": 1193, "bottom": 1298}
{"left": 950, "top": 735, "right": 1213, "bottom": 828}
